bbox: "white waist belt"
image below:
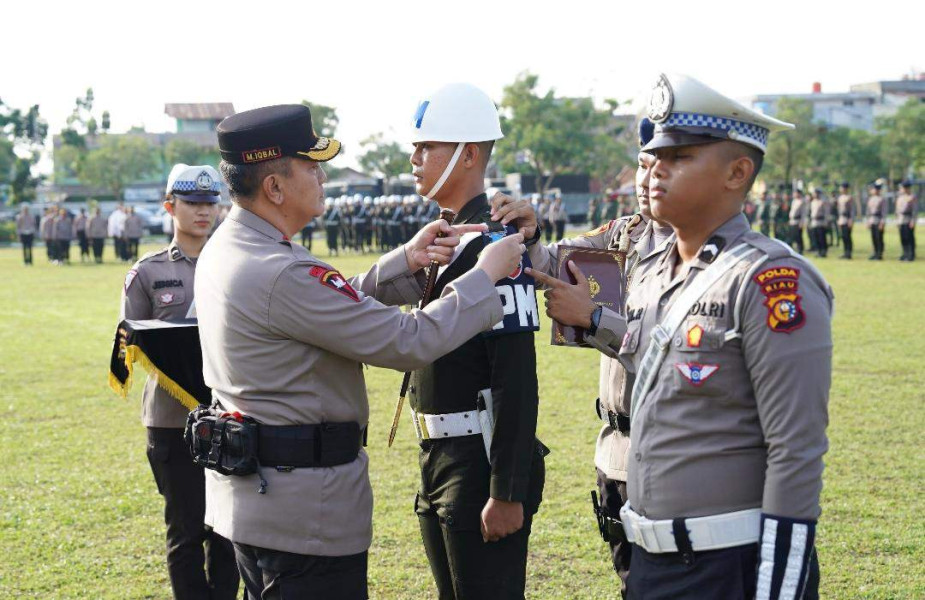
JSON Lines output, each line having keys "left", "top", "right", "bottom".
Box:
{"left": 412, "top": 409, "right": 482, "bottom": 441}
{"left": 620, "top": 503, "right": 761, "bottom": 553}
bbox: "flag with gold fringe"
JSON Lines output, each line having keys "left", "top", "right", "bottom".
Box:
{"left": 109, "top": 319, "right": 210, "bottom": 410}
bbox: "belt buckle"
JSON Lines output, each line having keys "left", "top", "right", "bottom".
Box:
{"left": 635, "top": 517, "right": 661, "bottom": 553}
{"left": 416, "top": 413, "right": 430, "bottom": 440}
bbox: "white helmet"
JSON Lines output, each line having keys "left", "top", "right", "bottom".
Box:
{"left": 409, "top": 83, "right": 504, "bottom": 200}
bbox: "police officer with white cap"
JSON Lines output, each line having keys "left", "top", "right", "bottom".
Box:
{"left": 195, "top": 103, "right": 524, "bottom": 599}
{"left": 532, "top": 74, "right": 831, "bottom": 599}
{"left": 120, "top": 164, "right": 240, "bottom": 599}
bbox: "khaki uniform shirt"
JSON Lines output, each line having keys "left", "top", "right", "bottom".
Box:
{"left": 121, "top": 241, "right": 198, "bottom": 428}
{"left": 896, "top": 193, "right": 918, "bottom": 226}
{"left": 88, "top": 216, "right": 108, "bottom": 238}
{"left": 613, "top": 214, "right": 832, "bottom": 521}
{"left": 53, "top": 215, "right": 72, "bottom": 241}
{"left": 527, "top": 216, "right": 672, "bottom": 480}
{"left": 73, "top": 214, "right": 87, "bottom": 236}
{"left": 16, "top": 213, "right": 36, "bottom": 235}
{"left": 124, "top": 214, "right": 145, "bottom": 239}
{"left": 867, "top": 195, "right": 886, "bottom": 227}
{"left": 195, "top": 205, "right": 503, "bottom": 556}
{"left": 788, "top": 197, "right": 808, "bottom": 227}
{"left": 836, "top": 195, "right": 856, "bottom": 226}
{"left": 809, "top": 198, "right": 830, "bottom": 228}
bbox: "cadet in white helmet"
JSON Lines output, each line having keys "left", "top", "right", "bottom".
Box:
{"left": 400, "top": 82, "right": 543, "bottom": 600}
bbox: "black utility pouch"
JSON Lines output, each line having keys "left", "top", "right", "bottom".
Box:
{"left": 185, "top": 406, "right": 260, "bottom": 477}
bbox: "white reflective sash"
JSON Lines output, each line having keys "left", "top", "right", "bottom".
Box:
{"left": 630, "top": 243, "right": 759, "bottom": 425}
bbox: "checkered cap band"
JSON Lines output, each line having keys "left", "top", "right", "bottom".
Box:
{"left": 661, "top": 112, "right": 769, "bottom": 148}
{"left": 172, "top": 180, "right": 221, "bottom": 193}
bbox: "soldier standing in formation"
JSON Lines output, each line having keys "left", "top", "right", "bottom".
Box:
{"left": 74, "top": 208, "right": 90, "bottom": 262}
{"left": 836, "top": 182, "right": 856, "bottom": 259}
{"left": 772, "top": 185, "right": 790, "bottom": 241}
{"left": 788, "top": 189, "right": 808, "bottom": 253}
{"left": 323, "top": 197, "right": 342, "bottom": 256}
{"left": 755, "top": 190, "right": 772, "bottom": 236}
{"left": 40, "top": 207, "right": 56, "bottom": 262}
{"left": 124, "top": 206, "right": 145, "bottom": 262}
{"left": 88, "top": 207, "right": 108, "bottom": 263}
{"left": 53, "top": 207, "right": 73, "bottom": 265}
{"left": 120, "top": 164, "right": 240, "bottom": 599}
{"left": 809, "top": 188, "right": 830, "bottom": 258}
{"left": 15, "top": 204, "right": 36, "bottom": 265}
{"left": 896, "top": 181, "right": 918, "bottom": 261}
{"left": 866, "top": 182, "right": 887, "bottom": 260}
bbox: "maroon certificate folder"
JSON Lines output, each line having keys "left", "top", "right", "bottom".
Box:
{"left": 551, "top": 247, "right": 626, "bottom": 347}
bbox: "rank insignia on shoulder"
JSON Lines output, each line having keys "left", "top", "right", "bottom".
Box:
{"left": 309, "top": 265, "right": 359, "bottom": 302}
{"left": 698, "top": 236, "right": 725, "bottom": 263}
{"left": 124, "top": 269, "right": 138, "bottom": 291}
{"left": 582, "top": 220, "right": 614, "bottom": 238}
{"left": 753, "top": 266, "right": 805, "bottom": 333}
{"left": 676, "top": 362, "right": 719, "bottom": 386}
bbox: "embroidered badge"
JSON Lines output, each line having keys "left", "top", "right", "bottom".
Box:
{"left": 159, "top": 292, "right": 175, "bottom": 305}
{"left": 581, "top": 220, "right": 614, "bottom": 238}
{"left": 698, "top": 236, "right": 726, "bottom": 264}
{"left": 124, "top": 269, "right": 138, "bottom": 291}
{"left": 676, "top": 362, "right": 719, "bottom": 386}
{"left": 309, "top": 266, "right": 359, "bottom": 302}
{"left": 686, "top": 324, "right": 703, "bottom": 348}
{"left": 753, "top": 267, "right": 805, "bottom": 333}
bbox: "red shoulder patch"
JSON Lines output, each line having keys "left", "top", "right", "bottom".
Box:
{"left": 309, "top": 266, "right": 359, "bottom": 302}
{"left": 753, "top": 267, "right": 804, "bottom": 333}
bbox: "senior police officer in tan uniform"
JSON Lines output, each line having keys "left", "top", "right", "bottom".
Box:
{"left": 809, "top": 188, "right": 830, "bottom": 258}
{"left": 529, "top": 74, "right": 832, "bottom": 599}
{"left": 195, "top": 104, "right": 525, "bottom": 599}
{"left": 489, "top": 117, "right": 674, "bottom": 597}
{"left": 896, "top": 181, "right": 917, "bottom": 261}
{"left": 120, "top": 164, "right": 240, "bottom": 599}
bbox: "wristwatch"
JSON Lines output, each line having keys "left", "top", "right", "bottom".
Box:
{"left": 588, "top": 306, "right": 603, "bottom": 336}
{"left": 525, "top": 224, "right": 542, "bottom": 247}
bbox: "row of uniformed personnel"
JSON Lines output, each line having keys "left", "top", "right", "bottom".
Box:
{"left": 121, "top": 75, "right": 833, "bottom": 600}
{"left": 316, "top": 193, "right": 440, "bottom": 255}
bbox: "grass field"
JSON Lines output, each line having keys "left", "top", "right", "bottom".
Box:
{"left": 0, "top": 227, "right": 923, "bottom": 599}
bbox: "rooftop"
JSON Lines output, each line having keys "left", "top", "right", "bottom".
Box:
{"left": 164, "top": 103, "right": 235, "bottom": 121}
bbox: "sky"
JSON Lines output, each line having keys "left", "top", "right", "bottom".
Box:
{"left": 2, "top": 0, "right": 922, "bottom": 172}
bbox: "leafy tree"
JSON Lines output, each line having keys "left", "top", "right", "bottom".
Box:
{"left": 357, "top": 133, "right": 407, "bottom": 180}
{"left": 301, "top": 101, "right": 339, "bottom": 138}
{"left": 78, "top": 135, "right": 158, "bottom": 200}
{"left": 495, "top": 72, "right": 629, "bottom": 194}
{"left": 762, "top": 98, "right": 817, "bottom": 184}
{"left": 0, "top": 99, "right": 48, "bottom": 204}
{"left": 877, "top": 98, "right": 925, "bottom": 181}
{"left": 165, "top": 137, "right": 210, "bottom": 167}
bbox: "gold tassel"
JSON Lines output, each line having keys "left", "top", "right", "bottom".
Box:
{"left": 112, "top": 345, "right": 200, "bottom": 410}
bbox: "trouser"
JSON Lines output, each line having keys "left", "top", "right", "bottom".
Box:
{"left": 354, "top": 224, "right": 367, "bottom": 252}
{"left": 415, "top": 437, "right": 545, "bottom": 600}
{"left": 543, "top": 219, "right": 553, "bottom": 243}
{"left": 554, "top": 220, "right": 566, "bottom": 241}
{"left": 811, "top": 226, "right": 827, "bottom": 256}
{"left": 92, "top": 237, "right": 105, "bottom": 262}
{"left": 44, "top": 238, "right": 54, "bottom": 261}
{"left": 870, "top": 225, "right": 884, "bottom": 258}
{"left": 626, "top": 543, "right": 820, "bottom": 600}
{"left": 235, "top": 544, "right": 367, "bottom": 600}
{"left": 57, "top": 239, "right": 71, "bottom": 263}
{"left": 790, "top": 226, "right": 804, "bottom": 253}
{"left": 146, "top": 428, "right": 240, "bottom": 600}
{"left": 113, "top": 236, "right": 125, "bottom": 260}
{"left": 127, "top": 237, "right": 140, "bottom": 261}
{"left": 772, "top": 223, "right": 788, "bottom": 241}
{"left": 301, "top": 227, "right": 313, "bottom": 250}
{"left": 326, "top": 226, "right": 339, "bottom": 254}
{"left": 20, "top": 234, "right": 34, "bottom": 264}
{"left": 759, "top": 223, "right": 769, "bottom": 236}
{"left": 840, "top": 225, "right": 853, "bottom": 257}
{"left": 78, "top": 231, "right": 90, "bottom": 259}
{"left": 596, "top": 469, "right": 631, "bottom": 598}
{"left": 900, "top": 224, "right": 916, "bottom": 259}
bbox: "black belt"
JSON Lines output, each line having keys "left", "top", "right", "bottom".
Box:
{"left": 595, "top": 398, "right": 630, "bottom": 434}
{"left": 258, "top": 422, "right": 367, "bottom": 470}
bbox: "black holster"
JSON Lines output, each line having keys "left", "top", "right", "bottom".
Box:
{"left": 185, "top": 406, "right": 260, "bottom": 477}
{"left": 591, "top": 490, "right": 627, "bottom": 544}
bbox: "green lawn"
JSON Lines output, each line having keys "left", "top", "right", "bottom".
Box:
{"left": 0, "top": 228, "right": 922, "bottom": 598}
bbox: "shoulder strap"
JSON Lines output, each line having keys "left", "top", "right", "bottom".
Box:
{"left": 630, "top": 242, "right": 759, "bottom": 425}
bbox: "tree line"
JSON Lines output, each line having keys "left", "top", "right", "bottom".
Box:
{"left": 2, "top": 77, "right": 922, "bottom": 205}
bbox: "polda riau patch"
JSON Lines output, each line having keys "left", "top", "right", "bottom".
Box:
{"left": 753, "top": 266, "right": 805, "bottom": 333}
{"left": 309, "top": 265, "right": 359, "bottom": 302}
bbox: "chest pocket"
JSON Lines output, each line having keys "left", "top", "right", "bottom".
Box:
{"left": 673, "top": 319, "right": 725, "bottom": 353}
{"left": 618, "top": 319, "right": 642, "bottom": 357}
{"left": 153, "top": 288, "right": 186, "bottom": 308}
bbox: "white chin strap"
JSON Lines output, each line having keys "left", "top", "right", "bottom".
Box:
{"left": 423, "top": 142, "right": 465, "bottom": 200}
